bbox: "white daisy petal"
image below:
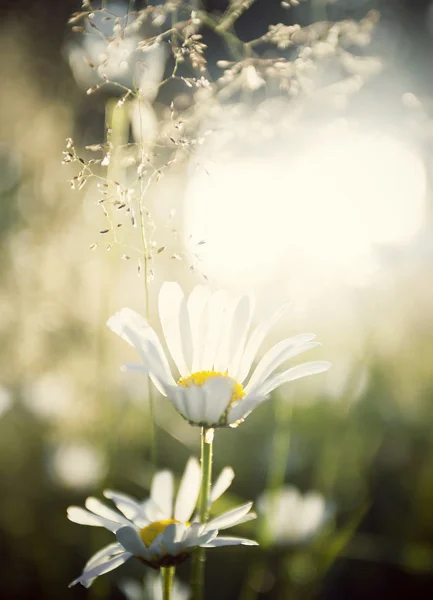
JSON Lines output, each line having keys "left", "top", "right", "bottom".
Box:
{"left": 67, "top": 507, "right": 122, "bottom": 532}
{"left": 226, "top": 394, "right": 265, "bottom": 425}
{"left": 162, "top": 522, "right": 187, "bottom": 555}
{"left": 213, "top": 295, "right": 241, "bottom": 373}
{"left": 85, "top": 497, "right": 132, "bottom": 528}
{"left": 107, "top": 308, "right": 175, "bottom": 391}
{"left": 165, "top": 385, "right": 188, "bottom": 416}
{"left": 182, "top": 522, "right": 203, "bottom": 543}
{"left": 147, "top": 534, "right": 165, "bottom": 558}
{"left": 158, "top": 282, "right": 193, "bottom": 377}
{"left": 140, "top": 498, "right": 166, "bottom": 523}
{"left": 69, "top": 551, "right": 132, "bottom": 588}
{"left": 181, "top": 385, "right": 206, "bottom": 423}
{"left": 188, "top": 285, "right": 211, "bottom": 372}
{"left": 209, "top": 467, "right": 235, "bottom": 506}
{"left": 206, "top": 502, "right": 254, "bottom": 530}
{"left": 202, "top": 377, "right": 234, "bottom": 425}
{"left": 202, "top": 290, "right": 230, "bottom": 370}
{"left": 116, "top": 526, "right": 147, "bottom": 557}
{"left": 235, "top": 302, "right": 291, "bottom": 383}
{"left": 226, "top": 294, "right": 255, "bottom": 376}
{"left": 151, "top": 470, "right": 174, "bottom": 518}
{"left": 182, "top": 529, "right": 218, "bottom": 549}
{"left": 103, "top": 490, "right": 146, "bottom": 523}
{"left": 84, "top": 543, "right": 125, "bottom": 570}
{"left": 244, "top": 336, "right": 320, "bottom": 395}
{"left": 256, "top": 361, "right": 332, "bottom": 397}
{"left": 174, "top": 457, "right": 201, "bottom": 522}
{"left": 231, "top": 512, "right": 257, "bottom": 526}
{"left": 203, "top": 537, "right": 258, "bottom": 548}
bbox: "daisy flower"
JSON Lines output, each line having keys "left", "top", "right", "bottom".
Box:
{"left": 68, "top": 458, "right": 257, "bottom": 587}
{"left": 257, "top": 486, "right": 332, "bottom": 545}
{"left": 107, "top": 282, "right": 331, "bottom": 428}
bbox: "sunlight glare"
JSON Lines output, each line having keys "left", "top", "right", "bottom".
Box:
{"left": 185, "top": 124, "right": 426, "bottom": 290}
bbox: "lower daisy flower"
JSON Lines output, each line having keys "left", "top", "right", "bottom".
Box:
{"left": 107, "top": 282, "right": 331, "bottom": 428}
{"left": 67, "top": 458, "right": 257, "bottom": 587}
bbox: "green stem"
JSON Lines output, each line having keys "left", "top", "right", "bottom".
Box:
{"left": 192, "top": 427, "right": 214, "bottom": 600}
{"left": 161, "top": 566, "right": 175, "bottom": 600}
{"left": 199, "top": 427, "right": 213, "bottom": 521}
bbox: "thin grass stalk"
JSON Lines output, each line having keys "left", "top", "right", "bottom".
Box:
{"left": 192, "top": 427, "right": 214, "bottom": 600}
{"left": 136, "top": 97, "right": 157, "bottom": 472}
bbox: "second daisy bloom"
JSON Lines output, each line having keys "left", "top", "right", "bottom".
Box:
{"left": 107, "top": 282, "right": 330, "bottom": 428}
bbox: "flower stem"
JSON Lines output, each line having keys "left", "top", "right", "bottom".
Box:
{"left": 161, "top": 566, "right": 175, "bottom": 600}
{"left": 192, "top": 427, "right": 214, "bottom": 600}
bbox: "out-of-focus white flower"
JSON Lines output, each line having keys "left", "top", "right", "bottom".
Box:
{"left": 0, "top": 386, "right": 12, "bottom": 418}
{"left": 120, "top": 573, "right": 191, "bottom": 600}
{"left": 68, "top": 458, "right": 257, "bottom": 587}
{"left": 258, "top": 486, "right": 332, "bottom": 545}
{"left": 107, "top": 282, "right": 330, "bottom": 429}
{"left": 23, "top": 373, "right": 75, "bottom": 421}
{"left": 50, "top": 443, "right": 106, "bottom": 490}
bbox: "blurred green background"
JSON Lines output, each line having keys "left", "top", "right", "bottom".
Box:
{"left": 2, "top": 0, "right": 433, "bottom": 599}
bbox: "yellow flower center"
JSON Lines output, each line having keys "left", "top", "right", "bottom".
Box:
{"left": 177, "top": 370, "right": 245, "bottom": 403}
{"left": 139, "top": 519, "right": 179, "bottom": 548}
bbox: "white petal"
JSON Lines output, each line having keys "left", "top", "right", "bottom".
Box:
{"left": 201, "top": 290, "right": 230, "bottom": 371}
{"left": 103, "top": 490, "right": 146, "bottom": 523}
{"left": 231, "top": 512, "right": 257, "bottom": 526}
{"left": 206, "top": 502, "right": 254, "bottom": 531}
{"left": 257, "top": 361, "right": 332, "bottom": 397}
{"left": 188, "top": 285, "right": 211, "bottom": 372}
{"left": 202, "top": 377, "right": 234, "bottom": 425}
{"left": 209, "top": 467, "right": 235, "bottom": 506}
{"left": 181, "top": 529, "right": 218, "bottom": 549}
{"left": 67, "top": 506, "right": 121, "bottom": 533}
{"left": 84, "top": 543, "right": 125, "bottom": 570}
{"left": 226, "top": 294, "right": 255, "bottom": 377}
{"left": 182, "top": 522, "right": 203, "bottom": 543}
{"left": 244, "top": 336, "right": 319, "bottom": 395}
{"left": 158, "top": 282, "right": 193, "bottom": 377}
{"left": 235, "top": 302, "right": 290, "bottom": 383}
{"left": 85, "top": 497, "right": 132, "bottom": 528}
{"left": 69, "top": 551, "right": 132, "bottom": 588}
{"left": 140, "top": 498, "right": 166, "bottom": 523}
{"left": 107, "top": 307, "right": 175, "bottom": 392}
{"left": 147, "top": 534, "right": 165, "bottom": 558}
{"left": 213, "top": 295, "right": 241, "bottom": 373}
{"left": 162, "top": 522, "right": 187, "bottom": 555}
{"left": 226, "top": 394, "right": 265, "bottom": 425}
{"left": 165, "top": 385, "right": 188, "bottom": 417}
{"left": 203, "top": 536, "right": 258, "bottom": 548}
{"left": 181, "top": 385, "right": 206, "bottom": 423}
{"left": 174, "top": 457, "right": 201, "bottom": 522}
{"left": 151, "top": 470, "right": 174, "bottom": 518}
{"left": 116, "top": 526, "right": 148, "bottom": 557}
